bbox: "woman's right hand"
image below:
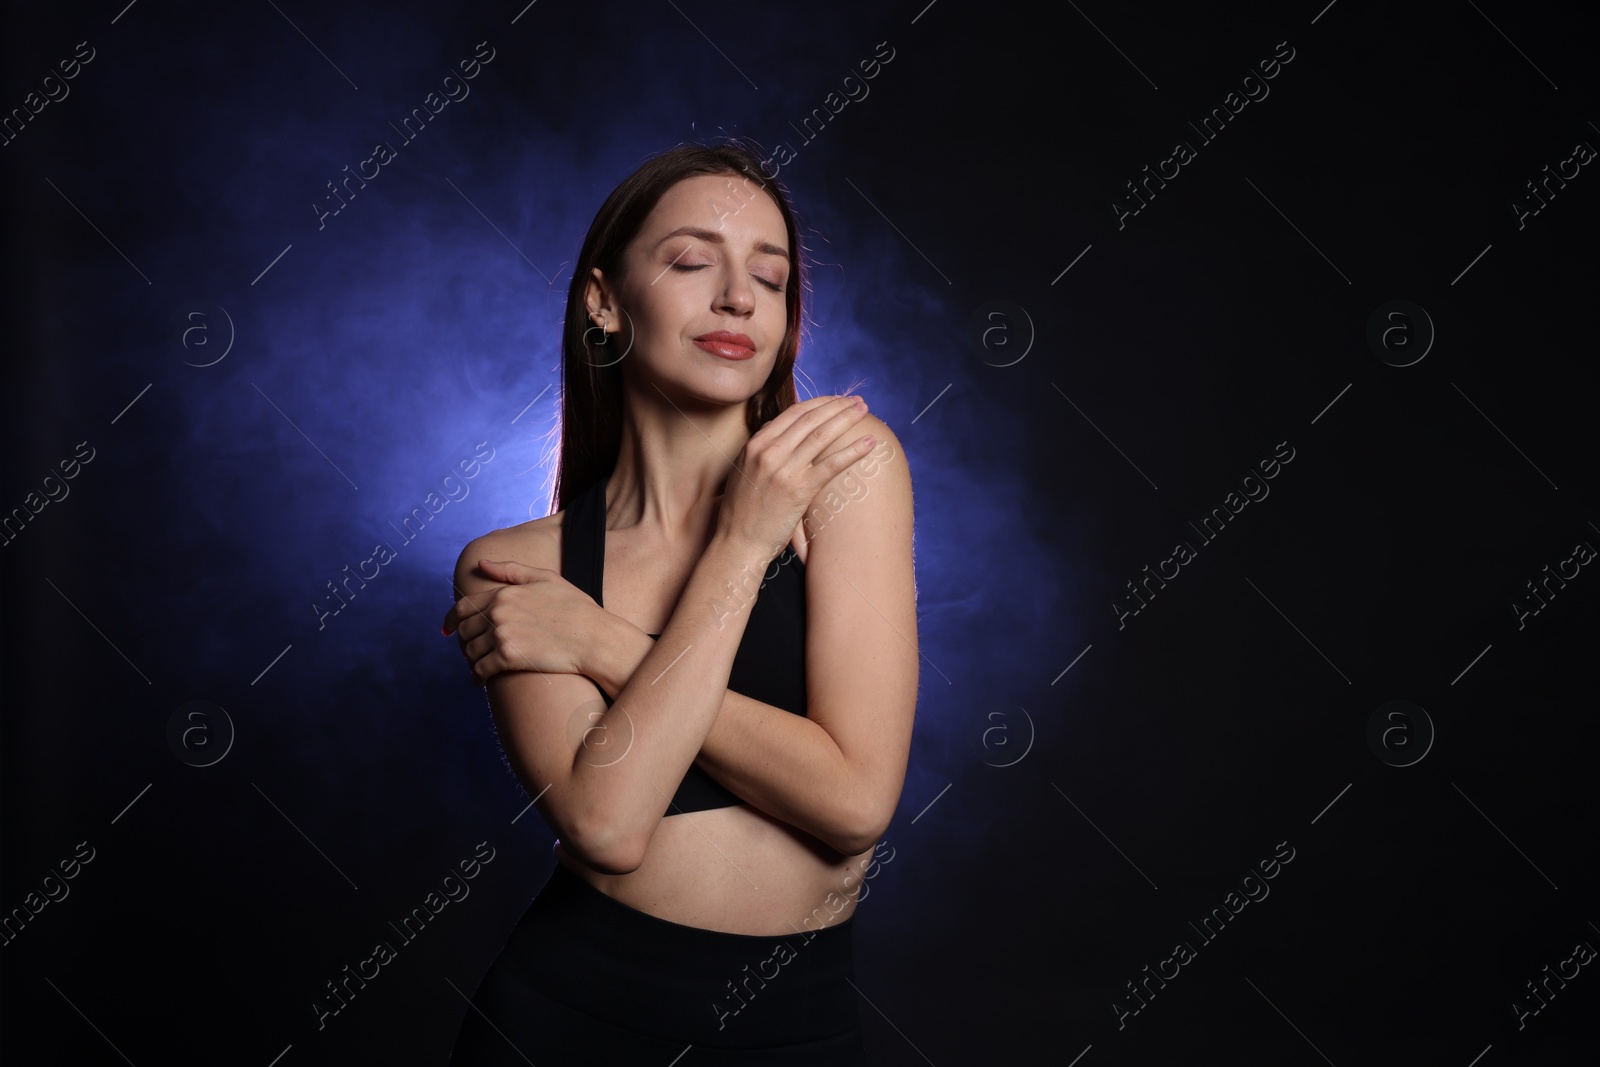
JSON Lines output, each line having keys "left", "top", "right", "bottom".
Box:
{"left": 715, "top": 393, "right": 875, "bottom": 560}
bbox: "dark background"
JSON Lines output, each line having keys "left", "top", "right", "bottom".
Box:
{"left": 3, "top": 0, "right": 1596, "bottom": 1063}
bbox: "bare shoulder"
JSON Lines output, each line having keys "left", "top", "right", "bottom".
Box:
{"left": 454, "top": 510, "right": 566, "bottom": 592}
{"left": 848, "top": 413, "right": 908, "bottom": 485}
{"left": 796, "top": 413, "right": 911, "bottom": 560}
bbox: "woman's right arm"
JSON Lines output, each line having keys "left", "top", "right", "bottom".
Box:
{"left": 453, "top": 532, "right": 627, "bottom": 871}
{"left": 454, "top": 523, "right": 777, "bottom": 875}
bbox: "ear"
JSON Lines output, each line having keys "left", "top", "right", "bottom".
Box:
{"left": 585, "top": 268, "right": 619, "bottom": 334}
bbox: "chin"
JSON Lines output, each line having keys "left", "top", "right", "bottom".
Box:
{"left": 658, "top": 376, "right": 759, "bottom": 412}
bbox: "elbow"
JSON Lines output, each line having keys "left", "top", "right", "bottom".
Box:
{"left": 564, "top": 812, "right": 648, "bottom": 876}
{"left": 830, "top": 831, "right": 878, "bottom": 858}
{"left": 577, "top": 847, "right": 645, "bottom": 878}
{"left": 826, "top": 774, "right": 901, "bottom": 856}
{"left": 830, "top": 807, "right": 894, "bottom": 858}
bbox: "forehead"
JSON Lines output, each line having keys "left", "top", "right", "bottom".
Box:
{"left": 641, "top": 173, "right": 787, "bottom": 247}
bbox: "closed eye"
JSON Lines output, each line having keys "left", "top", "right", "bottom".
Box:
{"left": 672, "top": 263, "right": 786, "bottom": 293}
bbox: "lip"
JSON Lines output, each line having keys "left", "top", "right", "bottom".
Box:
{"left": 693, "top": 331, "right": 757, "bottom": 360}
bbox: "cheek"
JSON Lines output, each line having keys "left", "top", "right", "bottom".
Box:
{"left": 763, "top": 289, "right": 784, "bottom": 313}
{"left": 624, "top": 288, "right": 694, "bottom": 356}
{"left": 769, "top": 309, "right": 786, "bottom": 343}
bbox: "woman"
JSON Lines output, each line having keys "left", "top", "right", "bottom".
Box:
{"left": 444, "top": 142, "right": 918, "bottom": 1064}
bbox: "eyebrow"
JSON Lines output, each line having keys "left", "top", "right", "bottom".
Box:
{"left": 655, "top": 226, "right": 789, "bottom": 260}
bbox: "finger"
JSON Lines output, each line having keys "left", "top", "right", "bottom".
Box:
{"left": 478, "top": 559, "right": 546, "bottom": 584}
{"left": 470, "top": 647, "right": 516, "bottom": 687}
{"left": 757, "top": 394, "right": 847, "bottom": 442}
{"left": 768, "top": 394, "right": 865, "bottom": 456}
{"left": 457, "top": 612, "right": 490, "bottom": 646}
{"left": 463, "top": 622, "right": 517, "bottom": 666}
{"left": 461, "top": 632, "right": 495, "bottom": 675}
{"left": 794, "top": 393, "right": 846, "bottom": 410}
{"left": 446, "top": 592, "right": 487, "bottom": 633}
{"left": 817, "top": 396, "right": 871, "bottom": 443}
{"left": 789, "top": 398, "right": 872, "bottom": 468}
{"left": 816, "top": 432, "right": 877, "bottom": 476}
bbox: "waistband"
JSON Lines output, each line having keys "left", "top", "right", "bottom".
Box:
{"left": 504, "top": 861, "right": 861, "bottom": 1048}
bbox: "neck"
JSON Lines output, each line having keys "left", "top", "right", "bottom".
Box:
{"left": 605, "top": 382, "right": 752, "bottom": 541}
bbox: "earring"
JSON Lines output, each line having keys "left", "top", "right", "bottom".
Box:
{"left": 583, "top": 307, "right": 630, "bottom": 368}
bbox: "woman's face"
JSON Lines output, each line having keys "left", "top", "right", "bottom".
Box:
{"left": 593, "top": 172, "right": 791, "bottom": 408}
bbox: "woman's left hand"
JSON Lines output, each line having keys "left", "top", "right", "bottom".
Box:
{"left": 442, "top": 559, "right": 605, "bottom": 685}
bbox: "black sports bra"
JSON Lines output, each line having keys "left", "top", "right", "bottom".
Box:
{"left": 560, "top": 471, "right": 809, "bottom": 815}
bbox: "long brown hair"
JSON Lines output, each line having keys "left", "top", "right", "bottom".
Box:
{"left": 549, "top": 141, "right": 805, "bottom": 513}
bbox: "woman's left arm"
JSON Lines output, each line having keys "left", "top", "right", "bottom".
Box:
{"left": 448, "top": 417, "right": 918, "bottom": 855}
{"left": 689, "top": 422, "right": 918, "bottom": 854}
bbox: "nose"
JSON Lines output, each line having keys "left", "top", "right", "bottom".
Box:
{"left": 717, "top": 266, "right": 755, "bottom": 316}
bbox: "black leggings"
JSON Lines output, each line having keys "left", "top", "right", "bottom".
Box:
{"left": 451, "top": 862, "right": 864, "bottom": 1065}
